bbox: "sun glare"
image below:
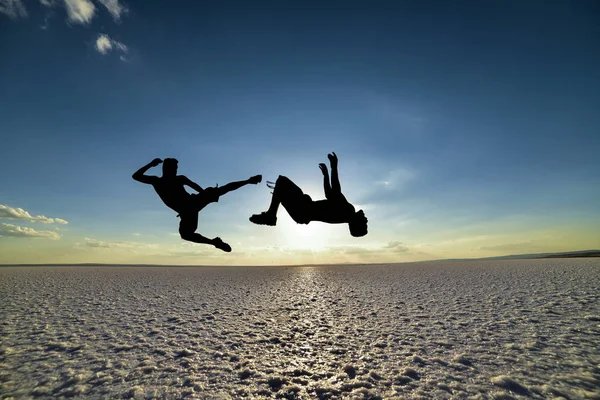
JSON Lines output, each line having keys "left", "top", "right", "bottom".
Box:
{"left": 277, "top": 217, "right": 339, "bottom": 251}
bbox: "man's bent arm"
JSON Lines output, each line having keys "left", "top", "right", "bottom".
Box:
{"left": 182, "top": 176, "right": 203, "bottom": 192}
{"left": 133, "top": 159, "right": 161, "bottom": 184}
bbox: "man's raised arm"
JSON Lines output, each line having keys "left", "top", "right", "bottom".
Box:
{"left": 319, "top": 163, "right": 332, "bottom": 199}
{"left": 328, "top": 152, "right": 341, "bottom": 194}
{"left": 132, "top": 158, "right": 162, "bottom": 184}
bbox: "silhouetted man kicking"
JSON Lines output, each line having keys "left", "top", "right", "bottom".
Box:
{"left": 250, "top": 152, "right": 368, "bottom": 237}
{"left": 133, "top": 158, "right": 262, "bottom": 252}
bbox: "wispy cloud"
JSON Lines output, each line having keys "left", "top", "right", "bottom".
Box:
{"left": 40, "top": 12, "right": 52, "bottom": 29}
{"left": 0, "top": 0, "right": 27, "bottom": 19}
{"left": 376, "top": 168, "right": 415, "bottom": 190}
{"left": 166, "top": 249, "right": 219, "bottom": 258}
{"left": 82, "top": 237, "right": 151, "bottom": 249}
{"left": 7, "top": 0, "right": 132, "bottom": 59}
{"left": 95, "top": 33, "right": 112, "bottom": 54}
{"left": 64, "top": 0, "right": 95, "bottom": 24}
{"left": 40, "top": 0, "right": 127, "bottom": 24}
{"left": 0, "top": 223, "right": 61, "bottom": 239}
{"left": 479, "top": 241, "right": 543, "bottom": 253}
{"left": 77, "top": 237, "right": 225, "bottom": 259}
{"left": 0, "top": 205, "right": 68, "bottom": 224}
{"left": 353, "top": 162, "right": 417, "bottom": 212}
{"left": 326, "top": 241, "right": 410, "bottom": 257}
{"left": 383, "top": 241, "right": 409, "bottom": 253}
{"left": 96, "top": 0, "right": 126, "bottom": 21}
{"left": 95, "top": 33, "right": 128, "bottom": 59}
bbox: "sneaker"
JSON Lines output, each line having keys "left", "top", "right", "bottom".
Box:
{"left": 248, "top": 175, "right": 262, "bottom": 184}
{"left": 213, "top": 237, "right": 232, "bottom": 252}
{"left": 249, "top": 212, "right": 277, "bottom": 226}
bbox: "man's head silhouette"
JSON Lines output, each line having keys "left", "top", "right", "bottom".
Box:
{"left": 348, "top": 209, "right": 368, "bottom": 237}
{"left": 163, "top": 158, "right": 178, "bottom": 177}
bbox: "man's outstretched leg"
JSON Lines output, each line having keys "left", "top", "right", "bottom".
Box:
{"left": 213, "top": 175, "right": 262, "bottom": 197}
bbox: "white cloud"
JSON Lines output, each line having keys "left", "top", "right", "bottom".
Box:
{"left": 96, "top": 0, "right": 126, "bottom": 21}
{"left": 0, "top": 205, "right": 68, "bottom": 224}
{"left": 0, "top": 223, "right": 61, "bottom": 239}
{"left": 64, "top": 0, "right": 95, "bottom": 24}
{"left": 95, "top": 33, "right": 112, "bottom": 54}
{"left": 0, "top": 0, "right": 27, "bottom": 19}
{"left": 95, "top": 33, "right": 128, "bottom": 58}
{"left": 12, "top": 0, "right": 132, "bottom": 60}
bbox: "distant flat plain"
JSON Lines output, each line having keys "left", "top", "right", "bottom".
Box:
{"left": 1, "top": 259, "right": 599, "bottom": 399}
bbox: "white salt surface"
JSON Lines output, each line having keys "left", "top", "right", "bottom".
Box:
{"left": 1, "top": 259, "right": 599, "bottom": 399}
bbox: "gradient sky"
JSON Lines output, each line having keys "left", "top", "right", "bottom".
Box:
{"left": 1, "top": 0, "right": 599, "bottom": 265}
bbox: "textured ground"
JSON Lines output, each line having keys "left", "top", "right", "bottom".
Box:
{"left": 1, "top": 259, "right": 599, "bottom": 399}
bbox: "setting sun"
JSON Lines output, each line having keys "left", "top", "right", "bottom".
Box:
{"left": 277, "top": 217, "right": 340, "bottom": 251}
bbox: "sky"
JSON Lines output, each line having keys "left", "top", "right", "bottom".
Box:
{"left": 1, "top": 0, "right": 599, "bottom": 265}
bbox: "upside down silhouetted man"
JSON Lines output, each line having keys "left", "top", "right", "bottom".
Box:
{"left": 133, "top": 158, "right": 262, "bottom": 252}
{"left": 250, "top": 152, "right": 368, "bottom": 237}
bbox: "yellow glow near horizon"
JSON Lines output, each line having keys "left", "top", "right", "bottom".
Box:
{"left": 277, "top": 217, "right": 330, "bottom": 251}
{"left": 0, "top": 219, "right": 598, "bottom": 265}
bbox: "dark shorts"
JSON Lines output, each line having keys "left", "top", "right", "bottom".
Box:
{"left": 190, "top": 187, "right": 220, "bottom": 211}
{"left": 277, "top": 176, "right": 312, "bottom": 224}
{"left": 178, "top": 187, "right": 221, "bottom": 234}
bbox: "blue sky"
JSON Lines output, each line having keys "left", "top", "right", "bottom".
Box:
{"left": 1, "top": 0, "right": 599, "bottom": 265}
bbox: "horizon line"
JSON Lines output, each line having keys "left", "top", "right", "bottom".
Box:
{"left": 1, "top": 249, "right": 599, "bottom": 267}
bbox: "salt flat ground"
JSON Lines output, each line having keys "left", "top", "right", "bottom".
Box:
{"left": 1, "top": 260, "right": 599, "bottom": 400}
